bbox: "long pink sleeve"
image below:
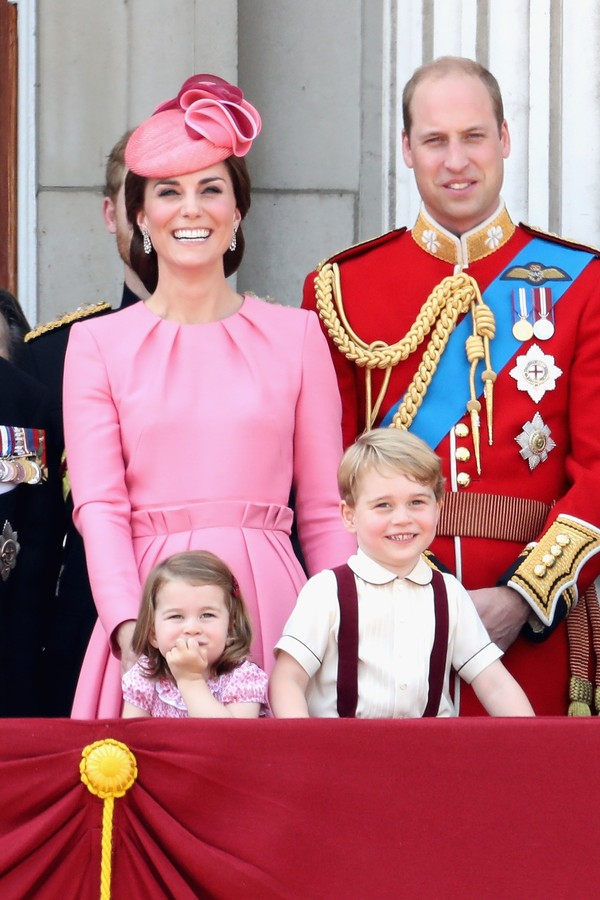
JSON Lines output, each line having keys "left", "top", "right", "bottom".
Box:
{"left": 63, "top": 322, "right": 142, "bottom": 653}
{"left": 292, "top": 312, "right": 356, "bottom": 574}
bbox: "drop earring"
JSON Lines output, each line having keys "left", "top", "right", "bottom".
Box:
{"left": 229, "top": 226, "right": 238, "bottom": 252}
{"left": 141, "top": 226, "right": 152, "bottom": 255}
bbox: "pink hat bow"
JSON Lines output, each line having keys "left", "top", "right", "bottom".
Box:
{"left": 125, "top": 74, "right": 261, "bottom": 178}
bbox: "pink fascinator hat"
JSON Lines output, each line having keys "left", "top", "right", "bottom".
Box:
{"left": 125, "top": 74, "right": 262, "bottom": 178}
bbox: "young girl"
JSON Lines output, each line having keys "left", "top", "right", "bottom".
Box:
{"left": 122, "top": 551, "right": 269, "bottom": 718}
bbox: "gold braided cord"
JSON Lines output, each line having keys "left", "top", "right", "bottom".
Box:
{"left": 366, "top": 357, "right": 393, "bottom": 425}
{"left": 101, "top": 797, "right": 116, "bottom": 899}
{"left": 80, "top": 739, "right": 138, "bottom": 900}
{"left": 317, "top": 262, "right": 475, "bottom": 429}
{"left": 316, "top": 262, "right": 476, "bottom": 369}
{"left": 315, "top": 263, "right": 497, "bottom": 452}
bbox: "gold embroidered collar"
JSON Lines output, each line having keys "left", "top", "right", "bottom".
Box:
{"left": 412, "top": 203, "right": 515, "bottom": 267}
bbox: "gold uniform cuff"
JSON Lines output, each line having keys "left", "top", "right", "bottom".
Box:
{"left": 508, "top": 514, "right": 600, "bottom": 627}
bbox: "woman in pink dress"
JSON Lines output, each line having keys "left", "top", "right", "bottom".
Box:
{"left": 63, "top": 75, "right": 355, "bottom": 717}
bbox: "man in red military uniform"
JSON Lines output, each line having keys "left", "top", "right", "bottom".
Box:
{"left": 302, "top": 56, "right": 600, "bottom": 715}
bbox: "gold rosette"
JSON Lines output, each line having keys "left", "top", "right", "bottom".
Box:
{"left": 80, "top": 738, "right": 137, "bottom": 798}
{"left": 80, "top": 739, "right": 138, "bottom": 899}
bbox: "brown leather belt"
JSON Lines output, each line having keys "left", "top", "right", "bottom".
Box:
{"left": 438, "top": 492, "right": 552, "bottom": 544}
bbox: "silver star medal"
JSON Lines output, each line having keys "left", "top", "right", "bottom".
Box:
{"left": 0, "top": 520, "right": 20, "bottom": 581}
{"left": 515, "top": 412, "right": 556, "bottom": 470}
{"left": 509, "top": 343, "right": 563, "bottom": 402}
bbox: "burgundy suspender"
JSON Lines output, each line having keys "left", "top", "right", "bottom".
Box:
{"left": 333, "top": 564, "right": 449, "bottom": 718}
{"left": 422, "top": 569, "right": 449, "bottom": 717}
{"left": 333, "top": 564, "right": 360, "bottom": 718}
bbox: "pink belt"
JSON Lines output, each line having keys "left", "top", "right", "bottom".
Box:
{"left": 130, "top": 500, "right": 293, "bottom": 538}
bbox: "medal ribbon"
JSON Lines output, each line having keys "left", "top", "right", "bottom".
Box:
{"left": 0, "top": 426, "right": 45, "bottom": 461}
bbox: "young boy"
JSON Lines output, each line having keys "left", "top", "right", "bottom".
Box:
{"left": 269, "top": 429, "right": 534, "bottom": 718}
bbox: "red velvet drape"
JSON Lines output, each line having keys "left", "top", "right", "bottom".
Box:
{"left": 0, "top": 718, "right": 597, "bottom": 899}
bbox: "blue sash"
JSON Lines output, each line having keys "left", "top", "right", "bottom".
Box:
{"left": 380, "top": 238, "right": 594, "bottom": 447}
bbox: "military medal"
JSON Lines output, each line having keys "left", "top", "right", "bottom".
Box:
{"left": 515, "top": 412, "right": 556, "bottom": 470}
{"left": 0, "top": 520, "right": 20, "bottom": 581}
{"left": 532, "top": 287, "right": 555, "bottom": 340}
{"left": 12, "top": 461, "right": 25, "bottom": 484}
{"left": 512, "top": 288, "right": 534, "bottom": 341}
{"left": 509, "top": 344, "right": 563, "bottom": 402}
{"left": 2, "top": 460, "right": 17, "bottom": 483}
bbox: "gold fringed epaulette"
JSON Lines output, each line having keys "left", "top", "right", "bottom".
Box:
{"left": 24, "top": 301, "right": 112, "bottom": 342}
{"left": 315, "top": 227, "right": 407, "bottom": 272}
{"left": 520, "top": 223, "right": 600, "bottom": 258}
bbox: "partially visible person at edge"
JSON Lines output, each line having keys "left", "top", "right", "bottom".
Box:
{"left": 63, "top": 74, "right": 355, "bottom": 718}
{"left": 0, "top": 289, "right": 30, "bottom": 364}
{"left": 302, "top": 55, "right": 600, "bottom": 716}
{"left": 0, "top": 290, "right": 61, "bottom": 716}
{"left": 19, "top": 132, "right": 150, "bottom": 716}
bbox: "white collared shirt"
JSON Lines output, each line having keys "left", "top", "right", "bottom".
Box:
{"left": 275, "top": 550, "right": 502, "bottom": 718}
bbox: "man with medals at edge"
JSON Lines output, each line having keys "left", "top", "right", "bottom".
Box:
{"left": 0, "top": 290, "right": 62, "bottom": 717}
{"left": 302, "top": 56, "right": 600, "bottom": 716}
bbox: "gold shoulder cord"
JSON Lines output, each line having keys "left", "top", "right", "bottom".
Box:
{"left": 315, "top": 262, "right": 496, "bottom": 473}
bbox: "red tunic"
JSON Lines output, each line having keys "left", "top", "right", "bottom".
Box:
{"left": 303, "top": 205, "right": 600, "bottom": 714}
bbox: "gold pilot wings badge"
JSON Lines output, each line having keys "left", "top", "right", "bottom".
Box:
{"left": 500, "top": 261, "right": 571, "bottom": 286}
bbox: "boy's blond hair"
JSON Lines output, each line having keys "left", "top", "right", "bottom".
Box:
{"left": 338, "top": 429, "right": 445, "bottom": 505}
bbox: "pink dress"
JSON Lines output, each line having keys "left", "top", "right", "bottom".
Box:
{"left": 122, "top": 658, "right": 269, "bottom": 717}
{"left": 64, "top": 296, "right": 354, "bottom": 717}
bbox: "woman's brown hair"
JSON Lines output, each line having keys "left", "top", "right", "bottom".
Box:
{"left": 125, "top": 155, "right": 252, "bottom": 294}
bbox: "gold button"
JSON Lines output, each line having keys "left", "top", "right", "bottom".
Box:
{"left": 550, "top": 544, "right": 562, "bottom": 558}
{"left": 556, "top": 533, "right": 570, "bottom": 547}
{"left": 542, "top": 553, "right": 556, "bottom": 567}
{"left": 534, "top": 564, "right": 547, "bottom": 578}
{"left": 455, "top": 423, "right": 470, "bottom": 438}
{"left": 457, "top": 472, "right": 471, "bottom": 488}
{"left": 455, "top": 447, "right": 471, "bottom": 462}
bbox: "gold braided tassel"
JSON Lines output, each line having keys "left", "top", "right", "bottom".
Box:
{"left": 465, "top": 332, "right": 484, "bottom": 473}
{"left": 568, "top": 675, "right": 592, "bottom": 716}
{"left": 473, "top": 303, "right": 496, "bottom": 444}
{"left": 466, "top": 399, "right": 482, "bottom": 474}
{"left": 81, "top": 739, "right": 138, "bottom": 899}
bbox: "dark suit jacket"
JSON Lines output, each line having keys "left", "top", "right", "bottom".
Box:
{"left": 0, "top": 358, "right": 63, "bottom": 715}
